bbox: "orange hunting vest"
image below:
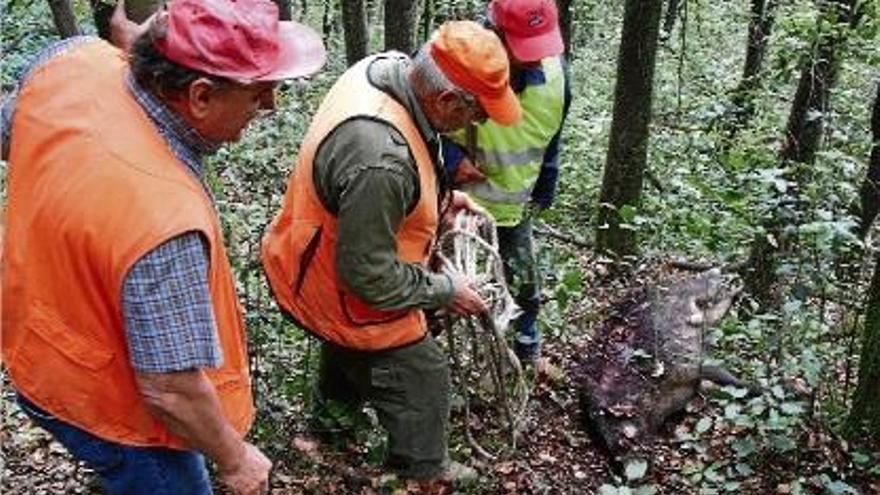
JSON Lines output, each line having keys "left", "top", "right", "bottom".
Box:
{"left": 262, "top": 55, "right": 439, "bottom": 351}
{"left": 1, "top": 40, "right": 254, "bottom": 448}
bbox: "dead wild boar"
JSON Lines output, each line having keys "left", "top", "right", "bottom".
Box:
{"left": 577, "top": 269, "right": 749, "bottom": 457}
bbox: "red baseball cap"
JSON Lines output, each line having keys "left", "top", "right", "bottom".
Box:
{"left": 154, "top": 0, "right": 326, "bottom": 82}
{"left": 489, "top": 0, "right": 564, "bottom": 62}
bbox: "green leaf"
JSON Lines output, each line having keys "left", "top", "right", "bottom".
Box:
{"left": 695, "top": 417, "right": 713, "bottom": 434}
{"left": 599, "top": 484, "right": 620, "bottom": 495}
{"left": 780, "top": 402, "right": 804, "bottom": 416}
{"left": 734, "top": 463, "right": 754, "bottom": 476}
{"left": 770, "top": 435, "right": 796, "bottom": 453}
{"left": 732, "top": 438, "right": 756, "bottom": 458}
{"left": 851, "top": 451, "right": 870, "bottom": 466}
{"left": 824, "top": 479, "right": 858, "bottom": 495}
{"left": 625, "top": 458, "right": 649, "bottom": 481}
{"left": 619, "top": 204, "right": 638, "bottom": 223}
{"left": 633, "top": 485, "right": 658, "bottom": 495}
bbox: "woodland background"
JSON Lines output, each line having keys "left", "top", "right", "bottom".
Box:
{"left": 0, "top": 0, "right": 879, "bottom": 493}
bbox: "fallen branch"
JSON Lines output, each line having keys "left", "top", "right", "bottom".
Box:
{"left": 669, "top": 258, "right": 748, "bottom": 273}
{"left": 533, "top": 220, "right": 592, "bottom": 250}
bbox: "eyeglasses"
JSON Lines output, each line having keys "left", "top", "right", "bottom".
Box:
{"left": 457, "top": 90, "right": 488, "bottom": 121}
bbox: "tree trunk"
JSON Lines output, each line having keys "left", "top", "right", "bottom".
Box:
{"left": 323, "top": 0, "right": 336, "bottom": 39}
{"left": 595, "top": 0, "right": 664, "bottom": 257}
{"left": 723, "top": 0, "right": 777, "bottom": 138}
{"left": 90, "top": 0, "right": 161, "bottom": 41}
{"left": 342, "top": 0, "right": 368, "bottom": 66}
{"left": 420, "top": 0, "right": 432, "bottom": 44}
{"left": 384, "top": 0, "right": 420, "bottom": 54}
{"left": 855, "top": 83, "right": 880, "bottom": 238}
{"left": 556, "top": 0, "right": 574, "bottom": 58}
{"left": 48, "top": 0, "right": 80, "bottom": 38}
{"left": 660, "top": 0, "right": 680, "bottom": 41}
{"left": 272, "top": 0, "right": 293, "bottom": 20}
{"left": 743, "top": 0, "right": 859, "bottom": 306}
{"left": 847, "top": 251, "right": 880, "bottom": 439}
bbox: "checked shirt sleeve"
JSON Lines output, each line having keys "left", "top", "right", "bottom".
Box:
{"left": 122, "top": 231, "right": 222, "bottom": 373}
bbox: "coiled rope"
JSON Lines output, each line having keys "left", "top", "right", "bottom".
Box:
{"left": 434, "top": 211, "right": 529, "bottom": 459}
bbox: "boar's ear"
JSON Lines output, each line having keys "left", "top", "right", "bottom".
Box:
{"left": 687, "top": 286, "right": 742, "bottom": 326}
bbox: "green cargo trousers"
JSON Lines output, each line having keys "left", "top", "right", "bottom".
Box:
{"left": 315, "top": 336, "right": 451, "bottom": 480}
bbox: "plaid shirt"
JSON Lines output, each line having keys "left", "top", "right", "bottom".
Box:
{"left": 1, "top": 37, "right": 222, "bottom": 373}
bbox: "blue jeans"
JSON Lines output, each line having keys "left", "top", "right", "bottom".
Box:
{"left": 16, "top": 393, "right": 213, "bottom": 495}
{"left": 497, "top": 217, "right": 541, "bottom": 360}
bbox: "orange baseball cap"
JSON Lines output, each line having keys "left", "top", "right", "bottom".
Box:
{"left": 429, "top": 21, "right": 522, "bottom": 126}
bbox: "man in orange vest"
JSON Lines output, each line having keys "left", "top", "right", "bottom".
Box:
{"left": 1, "top": 1, "right": 324, "bottom": 493}
{"left": 262, "top": 21, "right": 521, "bottom": 485}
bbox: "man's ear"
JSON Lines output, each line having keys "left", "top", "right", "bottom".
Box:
{"left": 185, "top": 78, "right": 218, "bottom": 121}
{"left": 436, "top": 89, "right": 461, "bottom": 111}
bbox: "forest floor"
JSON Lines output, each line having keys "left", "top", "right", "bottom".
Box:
{"left": 2, "top": 259, "right": 878, "bottom": 494}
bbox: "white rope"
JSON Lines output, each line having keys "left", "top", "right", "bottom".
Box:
{"left": 435, "top": 211, "right": 529, "bottom": 457}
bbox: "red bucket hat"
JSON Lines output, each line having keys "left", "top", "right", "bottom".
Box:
{"left": 154, "top": 0, "right": 326, "bottom": 82}
{"left": 489, "top": 0, "right": 564, "bottom": 62}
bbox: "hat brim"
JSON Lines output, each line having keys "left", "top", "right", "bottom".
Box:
{"left": 254, "top": 20, "right": 327, "bottom": 81}
{"left": 479, "top": 85, "right": 522, "bottom": 127}
{"left": 506, "top": 28, "right": 564, "bottom": 63}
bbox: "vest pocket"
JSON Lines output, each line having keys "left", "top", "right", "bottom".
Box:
{"left": 339, "top": 292, "right": 409, "bottom": 326}
{"left": 290, "top": 222, "right": 323, "bottom": 297}
{"left": 25, "top": 302, "right": 114, "bottom": 370}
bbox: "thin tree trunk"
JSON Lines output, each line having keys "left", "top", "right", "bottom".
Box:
{"left": 89, "top": 0, "right": 161, "bottom": 41}
{"left": 595, "top": 0, "right": 664, "bottom": 257}
{"left": 847, "top": 251, "right": 880, "bottom": 439}
{"left": 342, "top": 0, "right": 369, "bottom": 65}
{"left": 723, "top": 0, "right": 778, "bottom": 138}
{"left": 660, "top": 0, "right": 680, "bottom": 42}
{"left": 556, "top": 0, "right": 574, "bottom": 58}
{"left": 420, "top": 0, "right": 432, "bottom": 44}
{"left": 855, "top": 83, "right": 880, "bottom": 238}
{"left": 384, "top": 0, "right": 420, "bottom": 54}
{"left": 272, "top": 0, "right": 293, "bottom": 20}
{"left": 48, "top": 0, "right": 80, "bottom": 38}
{"left": 323, "top": 0, "right": 335, "bottom": 40}
{"left": 744, "top": 0, "right": 860, "bottom": 306}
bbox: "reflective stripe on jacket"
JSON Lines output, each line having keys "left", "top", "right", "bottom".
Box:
{"left": 261, "top": 55, "right": 438, "bottom": 351}
{"left": 1, "top": 40, "right": 254, "bottom": 448}
{"left": 454, "top": 56, "right": 565, "bottom": 226}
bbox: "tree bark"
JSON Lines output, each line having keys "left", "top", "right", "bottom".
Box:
{"left": 723, "top": 0, "right": 778, "bottom": 138}
{"left": 90, "top": 0, "right": 161, "bottom": 41}
{"left": 342, "top": 0, "right": 368, "bottom": 66}
{"left": 556, "top": 0, "right": 574, "bottom": 58}
{"left": 855, "top": 83, "right": 880, "bottom": 238}
{"left": 48, "top": 0, "right": 80, "bottom": 38}
{"left": 848, "top": 250, "right": 880, "bottom": 439}
{"left": 420, "top": 0, "right": 432, "bottom": 44}
{"left": 272, "top": 0, "right": 293, "bottom": 20}
{"left": 595, "top": 0, "right": 664, "bottom": 257}
{"left": 384, "top": 0, "right": 420, "bottom": 54}
{"left": 660, "top": 0, "right": 680, "bottom": 41}
{"left": 744, "top": 0, "right": 859, "bottom": 306}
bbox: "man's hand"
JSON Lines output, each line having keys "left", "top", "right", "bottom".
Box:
{"left": 220, "top": 442, "right": 272, "bottom": 495}
{"left": 443, "top": 274, "right": 488, "bottom": 316}
{"left": 449, "top": 190, "right": 486, "bottom": 216}
{"left": 453, "top": 157, "right": 486, "bottom": 184}
{"left": 135, "top": 370, "right": 272, "bottom": 494}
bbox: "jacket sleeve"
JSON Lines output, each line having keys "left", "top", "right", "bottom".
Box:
{"left": 530, "top": 59, "right": 573, "bottom": 209}
{"left": 314, "top": 119, "right": 455, "bottom": 311}
{"left": 440, "top": 135, "right": 467, "bottom": 176}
